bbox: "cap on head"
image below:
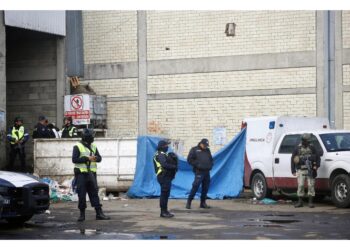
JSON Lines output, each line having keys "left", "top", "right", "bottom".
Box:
{"left": 38, "top": 115, "right": 47, "bottom": 121}
{"left": 14, "top": 116, "right": 23, "bottom": 123}
{"left": 157, "top": 139, "right": 170, "bottom": 149}
{"left": 199, "top": 138, "right": 209, "bottom": 147}
{"left": 64, "top": 116, "right": 73, "bottom": 123}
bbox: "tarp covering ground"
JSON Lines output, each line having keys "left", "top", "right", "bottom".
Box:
{"left": 127, "top": 129, "right": 246, "bottom": 199}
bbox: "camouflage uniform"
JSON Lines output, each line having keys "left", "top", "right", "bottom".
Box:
{"left": 291, "top": 133, "right": 320, "bottom": 208}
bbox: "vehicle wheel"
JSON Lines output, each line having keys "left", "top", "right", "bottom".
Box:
{"left": 6, "top": 215, "right": 33, "bottom": 225}
{"left": 251, "top": 173, "right": 271, "bottom": 200}
{"left": 331, "top": 174, "right": 350, "bottom": 208}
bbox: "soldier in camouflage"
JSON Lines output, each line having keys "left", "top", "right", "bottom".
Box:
{"left": 291, "top": 133, "right": 320, "bottom": 208}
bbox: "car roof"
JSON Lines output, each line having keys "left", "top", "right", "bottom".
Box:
{"left": 284, "top": 130, "right": 350, "bottom": 135}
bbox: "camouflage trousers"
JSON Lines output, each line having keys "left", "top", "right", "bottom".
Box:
{"left": 297, "top": 169, "right": 315, "bottom": 197}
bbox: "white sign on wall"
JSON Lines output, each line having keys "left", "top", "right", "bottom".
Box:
{"left": 64, "top": 95, "right": 90, "bottom": 125}
{"left": 213, "top": 127, "right": 227, "bottom": 145}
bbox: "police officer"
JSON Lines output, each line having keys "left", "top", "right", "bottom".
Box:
{"left": 291, "top": 133, "right": 320, "bottom": 208}
{"left": 153, "top": 140, "right": 178, "bottom": 218}
{"left": 72, "top": 128, "right": 110, "bottom": 221}
{"left": 186, "top": 138, "right": 214, "bottom": 209}
{"left": 61, "top": 117, "right": 78, "bottom": 138}
{"left": 32, "top": 115, "right": 52, "bottom": 139}
{"left": 7, "top": 117, "right": 29, "bottom": 172}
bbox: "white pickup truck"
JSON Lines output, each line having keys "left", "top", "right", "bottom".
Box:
{"left": 243, "top": 116, "right": 350, "bottom": 208}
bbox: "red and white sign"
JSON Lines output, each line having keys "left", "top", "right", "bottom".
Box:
{"left": 64, "top": 95, "right": 90, "bottom": 125}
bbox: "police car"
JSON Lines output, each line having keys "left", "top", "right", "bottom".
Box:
{"left": 0, "top": 171, "right": 50, "bottom": 224}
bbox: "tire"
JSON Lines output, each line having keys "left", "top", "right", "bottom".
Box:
{"left": 6, "top": 215, "right": 33, "bottom": 225}
{"left": 251, "top": 172, "right": 272, "bottom": 200}
{"left": 331, "top": 174, "right": 350, "bottom": 208}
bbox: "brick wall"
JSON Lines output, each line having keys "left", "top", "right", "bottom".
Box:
{"left": 343, "top": 11, "right": 350, "bottom": 49}
{"left": 83, "top": 11, "right": 137, "bottom": 64}
{"left": 147, "top": 10, "right": 316, "bottom": 60}
{"left": 148, "top": 94, "right": 317, "bottom": 154}
{"left": 83, "top": 78, "right": 138, "bottom": 97}
{"left": 148, "top": 67, "right": 316, "bottom": 94}
{"left": 343, "top": 92, "right": 350, "bottom": 130}
{"left": 107, "top": 101, "right": 138, "bottom": 138}
{"left": 343, "top": 65, "right": 350, "bottom": 86}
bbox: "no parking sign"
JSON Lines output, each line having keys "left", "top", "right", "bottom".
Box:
{"left": 64, "top": 94, "right": 90, "bottom": 125}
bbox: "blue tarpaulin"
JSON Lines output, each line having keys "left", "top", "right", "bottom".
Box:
{"left": 127, "top": 129, "right": 246, "bottom": 199}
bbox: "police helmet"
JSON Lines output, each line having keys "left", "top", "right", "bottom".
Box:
{"left": 301, "top": 133, "right": 311, "bottom": 142}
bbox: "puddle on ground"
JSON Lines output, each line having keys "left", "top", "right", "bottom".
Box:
{"left": 264, "top": 214, "right": 295, "bottom": 217}
{"left": 243, "top": 224, "right": 283, "bottom": 228}
{"left": 62, "top": 229, "right": 175, "bottom": 239}
{"left": 248, "top": 219, "right": 300, "bottom": 224}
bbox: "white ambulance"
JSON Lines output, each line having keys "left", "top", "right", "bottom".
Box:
{"left": 243, "top": 116, "right": 350, "bottom": 208}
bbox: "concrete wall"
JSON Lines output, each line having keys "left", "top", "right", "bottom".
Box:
{"left": 0, "top": 11, "right": 6, "bottom": 168}
{"left": 81, "top": 10, "right": 350, "bottom": 155}
{"left": 6, "top": 28, "right": 58, "bottom": 168}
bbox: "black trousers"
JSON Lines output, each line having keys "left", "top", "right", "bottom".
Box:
{"left": 157, "top": 174, "right": 173, "bottom": 211}
{"left": 76, "top": 171, "right": 101, "bottom": 210}
{"left": 188, "top": 170, "right": 211, "bottom": 201}
{"left": 9, "top": 145, "right": 26, "bottom": 172}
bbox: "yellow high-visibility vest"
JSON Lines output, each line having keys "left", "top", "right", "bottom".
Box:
{"left": 74, "top": 142, "right": 98, "bottom": 173}
{"left": 153, "top": 151, "right": 167, "bottom": 176}
{"left": 10, "top": 126, "right": 25, "bottom": 145}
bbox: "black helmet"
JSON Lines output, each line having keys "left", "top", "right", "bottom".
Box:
{"left": 14, "top": 117, "right": 23, "bottom": 123}
{"left": 82, "top": 128, "right": 95, "bottom": 144}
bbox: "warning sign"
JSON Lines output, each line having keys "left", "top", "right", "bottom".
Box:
{"left": 64, "top": 95, "right": 90, "bottom": 125}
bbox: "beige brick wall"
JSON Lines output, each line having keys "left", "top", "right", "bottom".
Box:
{"left": 83, "top": 11, "right": 137, "bottom": 64}
{"left": 147, "top": 11, "right": 316, "bottom": 60}
{"left": 148, "top": 94, "right": 317, "bottom": 155}
{"left": 343, "top": 11, "right": 350, "bottom": 49}
{"left": 148, "top": 67, "right": 316, "bottom": 94}
{"left": 82, "top": 78, "right": 138, "bottom": 97}
{"left": 107, "top": 101, "right": 138, "bottom": 138}
{"left": 343, "top": 65, "right": 350, "bottom": 85}
{"left": 343, "top": 92, "right": 350, "bottom": 130}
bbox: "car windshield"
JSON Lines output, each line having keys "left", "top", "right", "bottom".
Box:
{"left": 319, "top": 133, "right": 350, "bottom": 152}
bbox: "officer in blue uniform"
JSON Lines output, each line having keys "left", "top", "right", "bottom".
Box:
{"left": 153, "top": 140, "right": 178, "bottom": 218}
{"left": 7, "top": 117, "right": 29, "bottom": 172}
{"left": 72, "top": 128, "right": 110, "bottom": 222}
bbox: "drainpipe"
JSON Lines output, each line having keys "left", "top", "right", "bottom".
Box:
{"left": 325, "top": 11, "right": 336, "bottom": 128}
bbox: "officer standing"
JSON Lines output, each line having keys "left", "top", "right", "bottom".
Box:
{"left": 153, "top": 140, "right": 178, "bottom": 218}
{"left": 186, "top": 138, "right": 214, "bottom": 209}
{"left": 291, "top": 133, "right": 320, "bottom": 208}
{"left": 7, "top": 117, "right": 29, "bottom": 172}
{"left": 32, "top": 115, "right": 52, "bottom": 139}
{"left": 72, "top": 128, "right": 110, "bottom": 221}
{"left": 61, "top": 117, "right": 78, "bottom": 138}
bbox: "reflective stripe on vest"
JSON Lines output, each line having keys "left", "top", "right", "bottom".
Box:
{"left": 68, "top": 126, "right": 76, "bottom": 137}
{"left": 74, "top": 142, "right": 98, "bottom": 173}
{"left": 11, "top": 126, "right": 25, "bottom": 145}
{"left": 153, "top": 151, "right": 167, "bottom": 176}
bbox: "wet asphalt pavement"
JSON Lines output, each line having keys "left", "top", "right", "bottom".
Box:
{"left": 1, "top": 195, "right": 350, "bottom": 240}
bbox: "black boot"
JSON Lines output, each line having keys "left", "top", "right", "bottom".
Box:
{"left": 186, "top": 198, "right": 192, "bottom": 209}
{"left": 95, "top": 207, "right": 110, "bottom": 220}
{"left": 160, "top": 209, "right": 174, "bottom": 218}
{"left": 200, "top": 200, "right": 210, "bottom": 209}
{"left": 77, "top": 209, "right": 85, "bottom": 222}
{"left": 308, "top": 196, "right": 315, "bottom": 208}
{"left": 294, "top": 197, "right": 303, "bottom": 208}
